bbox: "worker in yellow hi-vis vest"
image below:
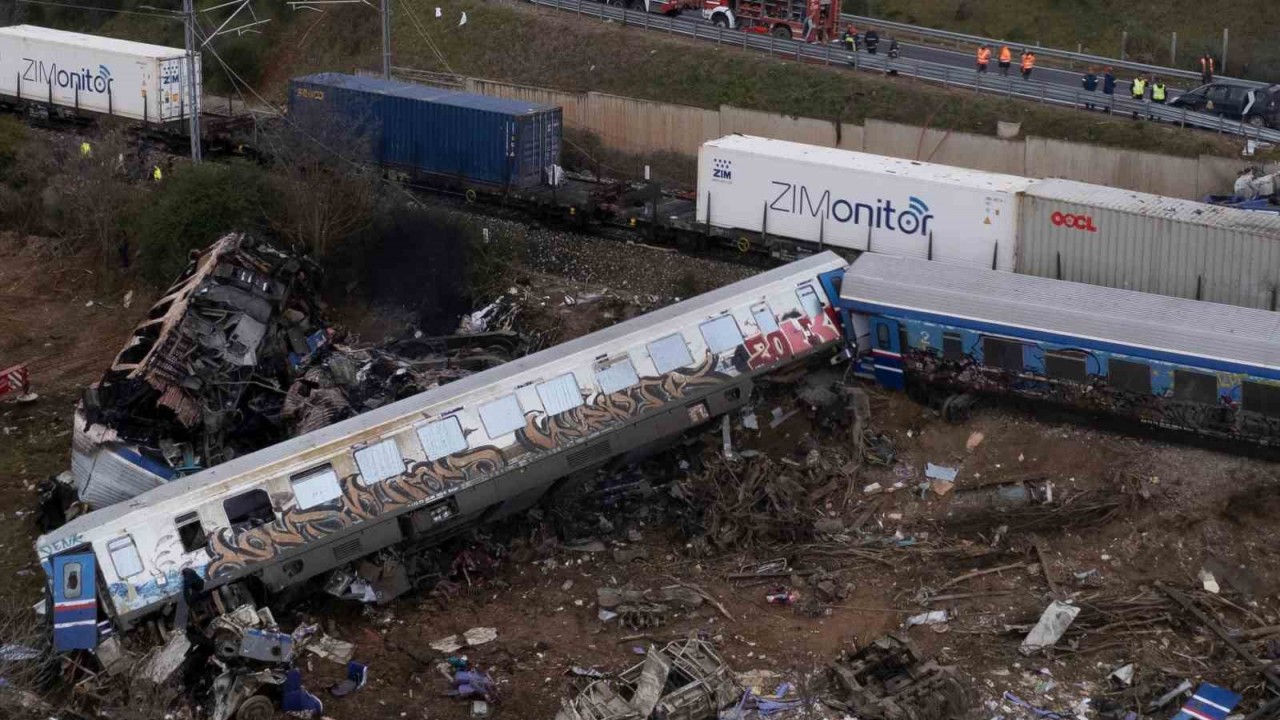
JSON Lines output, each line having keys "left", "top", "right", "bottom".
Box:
{"left": 152, "top": 165, "right": 163, "bottom": 182}
{"left": 79, "top": 141, "right": 91, "bottom": 158}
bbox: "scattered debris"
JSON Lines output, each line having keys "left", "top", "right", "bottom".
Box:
{"left": 965, "top": 431, "right": 985, "bottom": 451}
{"left": 139, "top": 632, "right": 191, "bottom": 684}
{"left": 556, "top": 639, "right": 738, "bottom": 720}
{"left": 827, "top": 635, "right": 968, "bottom": 719}
{"left": 1109, "top": 663, "right": 1136, "bottom": 686}
{"left": 1199, "top": 568, "right": 1221, "bottom": 594}
{"left": 431, "top": 635, "right": 465, "bottom": 654}
{"left": 304, "top": 634, "right": 356, "bottom": 665}
{"left": 1174, "top": 683, "right": 1240, "bottom": 720}
{"left": 463, "top": 627, "right": 498, "bottom": 647}
{"left": 1021, "top": 601, "right": 1080, "bottom": 655}
{"left": 905, "top": 610, "right": 949, "bottom": 627}
{"left": 329, "top": 661, "right": 369, "bottom": 698}
{"left": 925, "top": 463, "right": 958, "bottom": 482}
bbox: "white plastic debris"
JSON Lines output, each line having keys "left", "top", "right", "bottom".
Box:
{"left": 905, "top": 610, "right": 948, "bottom": 627}
{"left": 430, "top": 634, "right": 464, "bottom": 654}
{"left": 305, "top": 634, "right": 355, "bottom": 664}
{"left": 140, "top": 633, "right": 191, "bottom": 683}
{"left": 1199, "top": 568, "right": 1221, "bottom": 594}
{"left": 463, "top": 626, "right": 497, "bottom": 647}
{"left": 925, "top": 463, "right": 958, "bottom": 482}
{"left": 1110, "top": 663, "right": 1136, "bottom": 686}
{"left": 742, "top": 411, "right": 758, "bottom": 431}
{"left": 1020, "top": 601, "right": 1080, "bottom": 655}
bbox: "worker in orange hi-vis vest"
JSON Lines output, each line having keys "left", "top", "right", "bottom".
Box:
{"left": 1200, "top": 52, "right": 1215, "bottom": 84}
{"left": 998, "top": 45, "right": 1013, "bottom": 75}
{"left": 1020, "top": 49, "right": 1037, "bottom": 80}
{"left": 976, "top": 45, "right": 992, "bottom": 73}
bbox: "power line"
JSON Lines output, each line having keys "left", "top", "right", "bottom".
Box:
{"left": 15, "top": 0, "right": 176, "bottom": 20}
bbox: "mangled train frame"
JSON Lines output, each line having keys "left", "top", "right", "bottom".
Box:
{"left": 36, "top": 250, "right": 1280, "bottom": 652}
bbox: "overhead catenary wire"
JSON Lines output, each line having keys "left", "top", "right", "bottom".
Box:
{"left": 15, "top": 0, "right": 177, "bottom": 20}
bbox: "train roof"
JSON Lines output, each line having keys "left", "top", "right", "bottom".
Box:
{"left": 42, "top": 252, "right": 848, "bottom": 547}
{"left": 703, "top": 135, "right": 1038, "bottom": 195}
{"left": 0, "top": 25, "right": 187, "bottom": 59}
{"left": 1024, "top": 178, "right": 1280, "bottom": 236}
{"left": 291, "top": 73, "right": 559, "bottom": 116}
{"left": 839, "top": 254, "right": 1280, "bottom": 373}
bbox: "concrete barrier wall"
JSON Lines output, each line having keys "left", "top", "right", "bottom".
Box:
{"left": 452, "top": 76, "right": 1248, "bottom": 200}
{"left": 863, "top": 120, "right": 1024, "bottom": 175}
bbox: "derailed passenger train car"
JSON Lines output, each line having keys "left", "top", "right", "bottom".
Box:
{"left": 831, "top": 254, "right": 1280, "bottom": 444}
{"left": 36, "top": 252, "right": 847, "bottom": 650}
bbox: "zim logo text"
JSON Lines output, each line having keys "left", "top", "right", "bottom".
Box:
{"left": 712, "top": 158, "right": 732, "bottom": 181}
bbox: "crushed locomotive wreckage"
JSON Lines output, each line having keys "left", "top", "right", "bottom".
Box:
{"left": 64, "top": 233, "right": 521, "bottom": 511}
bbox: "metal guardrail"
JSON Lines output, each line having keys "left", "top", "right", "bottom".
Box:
{"left": 529, "top": 0, "right": 1280, "bottom": 144}
{"left": 839, "top": 13, "right": 1268, "bottom": 90}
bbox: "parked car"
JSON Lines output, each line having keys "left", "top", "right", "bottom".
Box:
{"left": 1169, "top": 81, "right": 1280, "bottom": 128}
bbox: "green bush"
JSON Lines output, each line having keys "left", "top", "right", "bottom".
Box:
{"left": 133, "top": 160, "right": 274, "bottom": 284}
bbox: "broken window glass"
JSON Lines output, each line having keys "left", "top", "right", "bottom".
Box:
{"left": 175, "top": 512, "right": 207, "bottom": 554}
{"left": 108, "top": 536, "right": 143, "bottom": 579}
{"left": 796, "top": 284, "right": 823, "bottom": 317}
{"left": 417, "top": 417, "right": 467, "bottom": 460}
{"left": 63, "top": 562, "right": 83, "bottom": 599}
{"left": 224, "top": 488, "right": 275, "bottom": 530}
{"left": 354, "top": 438, "right": 404, "bottom": 485}
{"left": 982, "top": 337, "right": 1025, "bottom": 372}
{"left": 647, "top": 334, "right": 693, "bottom": 375}
{"left": 478, "top": 395, "right": 526, "bottom": 438}
{"left": 290, "top": 466, "right": 343, "bottom": 510}
{"left": 943, "top": 332, "right": 963, "bottom": 361}
{"left": 537, "top": 374, "right": 584, "bottom": 416}
{"left": 699, "top": 315, "right": 745, "bottom": 355}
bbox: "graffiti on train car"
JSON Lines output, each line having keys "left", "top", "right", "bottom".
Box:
{"left": 203, "top": 352, "right": 738, "bottom": 579}
{"left": 742, "top": 308, "right": 841, "bottom": 371}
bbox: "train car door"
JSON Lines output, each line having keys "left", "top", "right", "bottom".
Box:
{"left": 52, "top": 552, "right": 99, "bottom": 651}
{"left": 869, "top": 317, "right": 905, "bottom": 390}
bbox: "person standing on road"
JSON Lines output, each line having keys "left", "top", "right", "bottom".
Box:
{"left": 998, "top": 45, "right": 1013, "bottom": 76}
{"left": 1081, "top": 67, "right": 1099, "bottom": 109}
{"left": 1200, "top": 52, "right": 1215, "bottom": 84}
{"left": 842, "top": 24, "right": 857, "bottom": 52}
{"left": 1130, "top": 73, "right": 1149, "bottom": 119}
{"left": 1152, "top": 77, "right": 1167, "bottom": 104}
{"left": 865, "top": 27, "right": 879, "bottom": 54}
{"left": 1102, "top": 66, "right": 1117, "bottom": 112}
{"left": 1020, "top": 49, "right": 1036, "bottom": 80}
{"left": 976, "top": 44, "right": 992, "bottom": 73}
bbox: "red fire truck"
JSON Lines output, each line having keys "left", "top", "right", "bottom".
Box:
{"left": 702, "top": 0, "right": 841, "bottom": 42}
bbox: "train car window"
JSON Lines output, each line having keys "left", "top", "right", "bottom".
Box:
{"left": 596, "top": 358, "right": 640, "bottom": 394}
{"left": 291, "top": 466, "right": 343, "bottom": 510}
{"left": 354, "top": 439, "right": 405, "bottom": 485}
{"left": 478, "top": 394, "right": 526, "bottom": 438}
{"left": 175, "top": 512, "right": 207, "bottom": 554}
{"left": 943, "top": 332, "right": 963, "bottom": 361}
{"left": 796, "top": 284, "right": 823, "bottom": 317}
{"left": 982, "top": 337, "right": 1024, "bottom": 372}
{"left": 1045, "top": 351, "right": 1087, "bottom": 383}
{"left": 62, "top": 561, "right": 83, "bottom": 600}
{"left": 1243, "top": 381, "right": 1280, "bottom": 417}
{"left": 225, "top": 488, "right": 275, "bottom": 530}
{"left": 1107, "top": 359, "right": 1152, "bottom": 394}
{"left": 700, "top": 315, "right": 745, "bottom": 354}
{"left": 876, "top": 324, "right": 890, "bottom": 349}
{"left": 1173, "top": 370, "right": 1218, "bottom": 405}
{"left": 648, "top": 333, "right": 694, "bottom": 374}
{"left": 537, "top": 374, "right": 585, "bottom": 416}
{"left": 417, "top": 417, "right": 467, "bottom": 461}
{"left": 107, "top": 537, "right": 144, "bottom": 579}
{"left": 751, "top": 304, "right": 779, "bottom": 334}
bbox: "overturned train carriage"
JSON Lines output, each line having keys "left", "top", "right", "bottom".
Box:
{"left": 36, "top": 253, "right": 848, "bottom": 649}
{"left": 833, "top": 254, "right": 1280, "bottom": 444}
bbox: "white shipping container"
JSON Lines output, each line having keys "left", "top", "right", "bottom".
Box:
{"left": 0, "top": 25, "right": 199, "bottom": 123}
{"left": 1016, "top": 179, "right": 1280, "bottom": 310}
{"left": 697, "top": 135, "right": 1035, "bottom": 270}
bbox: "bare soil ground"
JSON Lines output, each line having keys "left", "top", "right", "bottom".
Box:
{"left": 2, "top": 232, "right": 1279, "bottom": 719}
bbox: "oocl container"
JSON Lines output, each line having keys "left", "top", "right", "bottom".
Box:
{"left": 0, "top": 25, "right": 198, "bottom": 122}
{"left": 1016, "top": 178, "right": 1280, "bottom": 309}
{"left": 288, "top": 73, "right": 562, "bottom": 189}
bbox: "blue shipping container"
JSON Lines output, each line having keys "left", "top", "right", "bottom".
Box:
{"left": 288, "top": 73, "right": 562, "bottom": 189}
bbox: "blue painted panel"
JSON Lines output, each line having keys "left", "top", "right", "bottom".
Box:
{"left": 52, "top": 552, "right": 98, "bottom": 651}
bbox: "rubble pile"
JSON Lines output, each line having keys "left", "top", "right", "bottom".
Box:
{"left": 66, "top": 233, "right": 526, "bottom": 510}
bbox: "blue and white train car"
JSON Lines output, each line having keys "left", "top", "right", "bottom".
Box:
{"left": 36, "top": 252, "right": 847, "bottom": 651}
{"left": 828, "top": 254, "right": 1280, "bottom": 444}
